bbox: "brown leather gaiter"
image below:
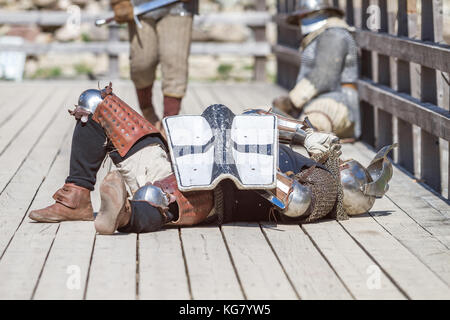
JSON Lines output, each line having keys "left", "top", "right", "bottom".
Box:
{"left": 163, "top": 96, "right": 182, "bottom": 117}
{"left": 136, "top": 85, "right": 159, "bottom": 124}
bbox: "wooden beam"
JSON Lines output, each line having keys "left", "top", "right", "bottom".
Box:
{"left": 355, "top": 31, "right": 450, "bottom": 73}
{"left": 0, "top": 10, "right": 270, "bottom": 27}
{"left": 0, "top": 41, "right": 271, "bottom": 56}
{"left": 272, "top": 44, "right": 301, "bottom": 66}
{"left": 358, "top": 79, "right": 450, "bottom": 141}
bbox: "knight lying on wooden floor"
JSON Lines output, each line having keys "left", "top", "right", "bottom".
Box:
{"left": 28, "top": 83, "right": 395, "bottom": 234}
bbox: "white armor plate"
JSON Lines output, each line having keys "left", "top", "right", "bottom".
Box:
{"left": 163, "top": 105, "right": 278, "bottom": 191}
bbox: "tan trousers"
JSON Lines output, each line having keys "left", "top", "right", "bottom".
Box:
{"left": 114, "top": 144, "right": 173, "bottom": 195}
{"left": 128, "top": 15, "right": 193, "bottom": 97}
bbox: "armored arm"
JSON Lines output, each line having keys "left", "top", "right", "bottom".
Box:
{"left": 243, "top": 109, "right": 340, "bottom": 155}
{"left": 243, "top": 109, "right": 309, "bottom": 145}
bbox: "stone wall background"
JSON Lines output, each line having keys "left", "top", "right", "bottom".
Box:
{"left": 0, "top": 0, "right": 278, "bottom": 81}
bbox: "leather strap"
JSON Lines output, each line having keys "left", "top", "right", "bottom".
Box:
{"left": 341, "top": 83, "right": 357, "bottom": 91}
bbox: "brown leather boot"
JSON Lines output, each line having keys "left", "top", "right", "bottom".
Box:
{"left": 136, "top": 85, "right": 159, "bottom": 124}
{"left": 29, "top": 183, "right": 94, "bottom": 222}
{"left": 163, "top": 96, "right": 182, "bottom": 117}
{"left": 95, "top": 171, "right": 132, "bottom": 235}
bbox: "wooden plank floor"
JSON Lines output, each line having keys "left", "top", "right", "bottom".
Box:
{"left": 0, "top": 80, "right": 449, "bottom": 300}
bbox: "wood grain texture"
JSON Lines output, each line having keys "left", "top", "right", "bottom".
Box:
{"left": 221, "top": 222, "right": 297, "bottom": 300}
{"left": 303, "top": 221, "right": 405, "bottom": 300}
{"left": 138, "top": 229, "right": 190, "bottom": 300}
{"left": 261, "top": 223, "right": 353, "bottom": 300}
{"left": 180, "top": 226, "right": 243, "bottom": 299}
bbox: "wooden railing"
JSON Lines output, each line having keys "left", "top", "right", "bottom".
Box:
{"left": 0, "top": 8, "right": 270, "bottom": 80}
{"left": 274, "top": 0, "right": 450, "bottom": 198}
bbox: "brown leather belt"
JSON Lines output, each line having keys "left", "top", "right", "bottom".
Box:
{"left": 341, "top": 83, "right": 357, "bottom": 90}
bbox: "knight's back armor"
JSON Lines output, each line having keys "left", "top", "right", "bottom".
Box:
{"left": 297, "top": 27, "right": 358, "bottom": 86}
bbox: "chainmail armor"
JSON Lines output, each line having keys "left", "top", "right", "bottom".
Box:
{"left": 295, "top": 166, "right": 338, "bottom": 222}
{"left": 297, "top": 27, "right": 360, "bottom": 137}
{"left": 311, "top": 150, "right": 348, "bottom": 220}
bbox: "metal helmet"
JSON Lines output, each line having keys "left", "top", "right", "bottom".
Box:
{"left": 132, "top": 184, "right": 173, "bottom": 210}
{"left": 283, "top": 180, "right": 312, "bottom": 218}
{"left": 287, "top": 0, "right": 344, "bottom": 26}
{"left": 340, "top": 144, "right": 396, "bottom": 216}
{"left": 77, "top": 89, "right": 103, "bottom": 113}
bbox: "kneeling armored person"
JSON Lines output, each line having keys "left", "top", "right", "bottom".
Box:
{"left": 273, "top": 0, "right": 360, "bottom": 139}
{"left": 29, "top": 84, "right": 394, "bottom": 234}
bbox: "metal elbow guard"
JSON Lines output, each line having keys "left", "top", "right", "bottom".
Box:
{"left": 282, "top": 180, "right": 312, "bottom": 218}
{"left": 132, "top": 184, "right": 172, "bottom": 210}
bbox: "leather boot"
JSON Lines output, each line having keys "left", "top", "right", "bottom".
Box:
{"left": 29, "top": 183, "right": 94, "bottom": 222}
{"left": 95, "top": 171, "right": 132, "bottom": 235}
{"left": 163, "top": 96, "right": 182, "bottom": 117}
{"left": 136, "top": 85, "right": 159, "bottom": 124}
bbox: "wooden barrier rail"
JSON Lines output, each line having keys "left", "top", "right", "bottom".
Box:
{"left": 274, "top": 0, "right": 450, "bottom": 198}
{"left": 0, "top": 9, "right": 270, "bottom": 80}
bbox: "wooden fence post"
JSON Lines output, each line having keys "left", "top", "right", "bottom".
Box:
{"left": 375, "top": 0, "right": 393, "bottom": 153}
{"left": 359, "top": 0, "right": 375, "bottom": 146}
{"left": 395, "top": 0, "right": 415, "bottom": 173}
{"left": 108, "top": 24, "right": 120, "bottom": 79}
{"left": 252, "top": 0, "right": 267, "bottom": 81}
{"left": 420, "top": 0, "right": 441, "bottom": 193}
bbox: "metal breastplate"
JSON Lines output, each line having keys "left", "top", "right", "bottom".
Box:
{"left": 297, "top": 28, "right": 358, "bottom": 84}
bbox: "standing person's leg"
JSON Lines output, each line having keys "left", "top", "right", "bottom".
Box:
{"left": 29, "top": 117, "right": 108, "bottom": 222}
{"left": 157, "top": 15, "right": 193, "bottom": 117}
{"left": 129, "top": 19, "right": 159, "bottom": 124}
